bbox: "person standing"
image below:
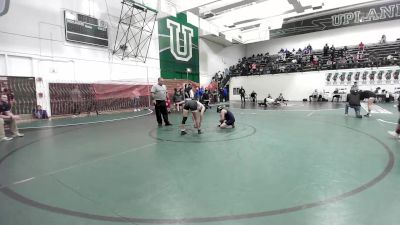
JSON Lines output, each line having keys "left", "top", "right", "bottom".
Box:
{"left": 218, "top": 88, "right": 224, "bottom": 102}
{"left": 345, "top": 90, "right": 362, "bottom": 118}
{"left": 0, "top": 94, "right": 24, "bottom": 141}
{"left": 250, "top": 91, "right": 257, "bottom": 102}
{"left": 388, "top": 98, "right": 400, "bottom": 139}
{"left": 151, "top": 78, "right": 172, "bottom": 126}
{"left": 239, "top": 86, "right": 246, "bottom": 103}
{"left": 87, "top": 86, "right": 99, "bottom": 116}
{"left": 70, "top": 85, "right": 82, "bottom": 117}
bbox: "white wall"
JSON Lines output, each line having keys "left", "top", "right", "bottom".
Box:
{"left": 199, "top": 38, "right": 245, "bottom": 85}
{"left": 230, "top": 66, "right": 400, "bottom": 101}
{"left": 0, "top": 0, "right": 161, "bottom": 115}
{"left": 245, "top": 19, "right": 400, "bottom": 55}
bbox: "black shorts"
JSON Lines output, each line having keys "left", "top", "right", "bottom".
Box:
{"left": 361, "top": 91, "right": 376, "bottom": 99}
{"left": 183, "top": 101, "right": 197, "bottom": 111}
{"left": 226, "top": 119, "right": 235, "bottom": 126}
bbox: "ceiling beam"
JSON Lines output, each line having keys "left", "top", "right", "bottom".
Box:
{"left": 287, "top": 0, "right": 305, "bottom": 13}
{"left": 201, "top": 0, "right": 270, "bottom": 19}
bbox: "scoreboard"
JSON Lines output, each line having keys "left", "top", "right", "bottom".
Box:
{"left": 64, "top": 10, "right": 108, "bottom": 47}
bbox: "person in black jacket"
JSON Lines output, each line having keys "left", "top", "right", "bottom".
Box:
{"left": 345, "top": 90, "right": 362, "bottom": 118}
{"left": 239, "top": 87, "right": 246, "bottom": 103}
{"left": 388, "top": 99, "right": 400, "bottom": 138}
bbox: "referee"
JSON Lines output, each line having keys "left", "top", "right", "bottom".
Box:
{"left": 151, "top": 78, "right": 172, "bottom": 126}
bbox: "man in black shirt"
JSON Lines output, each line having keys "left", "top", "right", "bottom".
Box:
{"left": 250, "top": 91, "right": 257, "bottom": 102}
{"left": 239, "top": 87, "right": 246, "bottom": 103}
{"left": 0, "top": 94, "right": 24, "bottom": 141}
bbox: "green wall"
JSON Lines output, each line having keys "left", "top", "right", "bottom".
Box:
{"left": 158, "top": 13, "right": 199, "bottom": 82}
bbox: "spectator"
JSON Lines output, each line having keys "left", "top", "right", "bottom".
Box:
{"left": 332, "top": 88, "right": 341, "bottom": 102}
{"left": 173, "top": 88, "right": 184, "bottom": 111}
{"left": 219, "top": 88, "right": 224, "bottom": 102}
{"left": 307, "top": 44, "right": 312, "bottom": 52}
{"left": 0, "top": 94, "right": 24, "bottom": 141}
{"left": 86, "top": 86, "right": 99, "bottom": 115}
{"left": 194, "top": 87, "right": 201, "bottom": 100}
{"left": 312, "top": 55, "right": 319, "bottom": 68}
{"left": 309, "top": 89, "right": 321, "bottom": 102}
{"left": 251, "top": 63, "right": 257, "bottom": 74}
{"left": 358, "top": 42, "right": 365, "bottom": 52}
{"left": 223, "top": 87, "right": 228, "bottom": 102}
{"left": 166, "top": 96, "right": 171, "bottom": 113}
{"left": 250, "top": 91, "right": 257, "bottom": 102}
{"left": 379, "top": 34, "right": 386, "bottom": 44}
{"left": 343, "top": 46, "right": 348, "bottom": 54}
{"left": 326, "top": 58, "right": 333, "bottom": 69}
{"left": 32, "top": 105, "right": 49, "bottom": 119}
{"left": 338, "top": 48, "right": 344, "bottom": 58}
{"left": 212, "top": 89, "right": 218, "bottom": 103}
{"left": 70, "top": 85, "right": 82, "bottom": 117}
{"left": 184, "top": 83, "right": 193, "bottom": 99}
{"left": 323, "top": 43, "right": 329, "bottom": 56}
{"left": 202, "top": 89, "right": 210, "bottom": 109}
{"left": 276, "top": 93, "right": 286, "bottom": 102}
{"left": 239, "top": 86, "right": 246, "bottom": 103}
{"left": 2, "top": 88, "right": 14, "bottom": 104}
{"left": 330, "top": 45, "right": 336, "bottom": 60}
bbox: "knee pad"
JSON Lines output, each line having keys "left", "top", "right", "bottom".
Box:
{"left": 182, "top": 117, "right": 188, "bottom": 124}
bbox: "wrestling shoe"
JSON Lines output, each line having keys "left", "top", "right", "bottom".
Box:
{"left": 0, "top": 137, "right": 13, "bottom": 141}
{"left": 12, "top": 132, "right": 24, "bottom": 137}
{"left": 388, "top": 131, "right": 399, "bottom": 139}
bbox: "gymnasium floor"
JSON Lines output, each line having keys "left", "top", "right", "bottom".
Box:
{"left": 0, "top": 101, "right": 399, "bottom": 225}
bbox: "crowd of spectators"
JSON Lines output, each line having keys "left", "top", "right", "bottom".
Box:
{"left": 227, "top": 38, "right": 400, "bottom": 77}
{"left": 171, "top": 83, "right": 228, "bottom": 112}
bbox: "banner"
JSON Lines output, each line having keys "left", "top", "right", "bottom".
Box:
{"left": 0, "top": 76, "right": 37, "bottom": 115}
{"left": 158, "top": 13, "right": 199, "bottom": 82}
{"left": 49, "top": 83, "right": 151, "bottom": 115}
{"left": 326, "top": 69, "right": 400, "bottom": 86}
{"left": 271, "top": 1, "right": 400, "bottom": 39}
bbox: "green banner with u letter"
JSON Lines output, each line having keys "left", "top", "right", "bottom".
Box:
{"left": 158, "top": 13, "right": 199, "bottom": 82}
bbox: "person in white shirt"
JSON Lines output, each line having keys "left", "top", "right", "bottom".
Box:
{"left": 151, "top": 78, "right": 172, "bottom": 127}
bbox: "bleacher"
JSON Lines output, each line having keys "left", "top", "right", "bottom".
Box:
{"left": 228, "top": 40, "right": 400, "bottom": 77}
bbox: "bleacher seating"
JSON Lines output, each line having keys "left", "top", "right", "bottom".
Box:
{"left": 228, "top": 40, "right": 400, "bottom": 78}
